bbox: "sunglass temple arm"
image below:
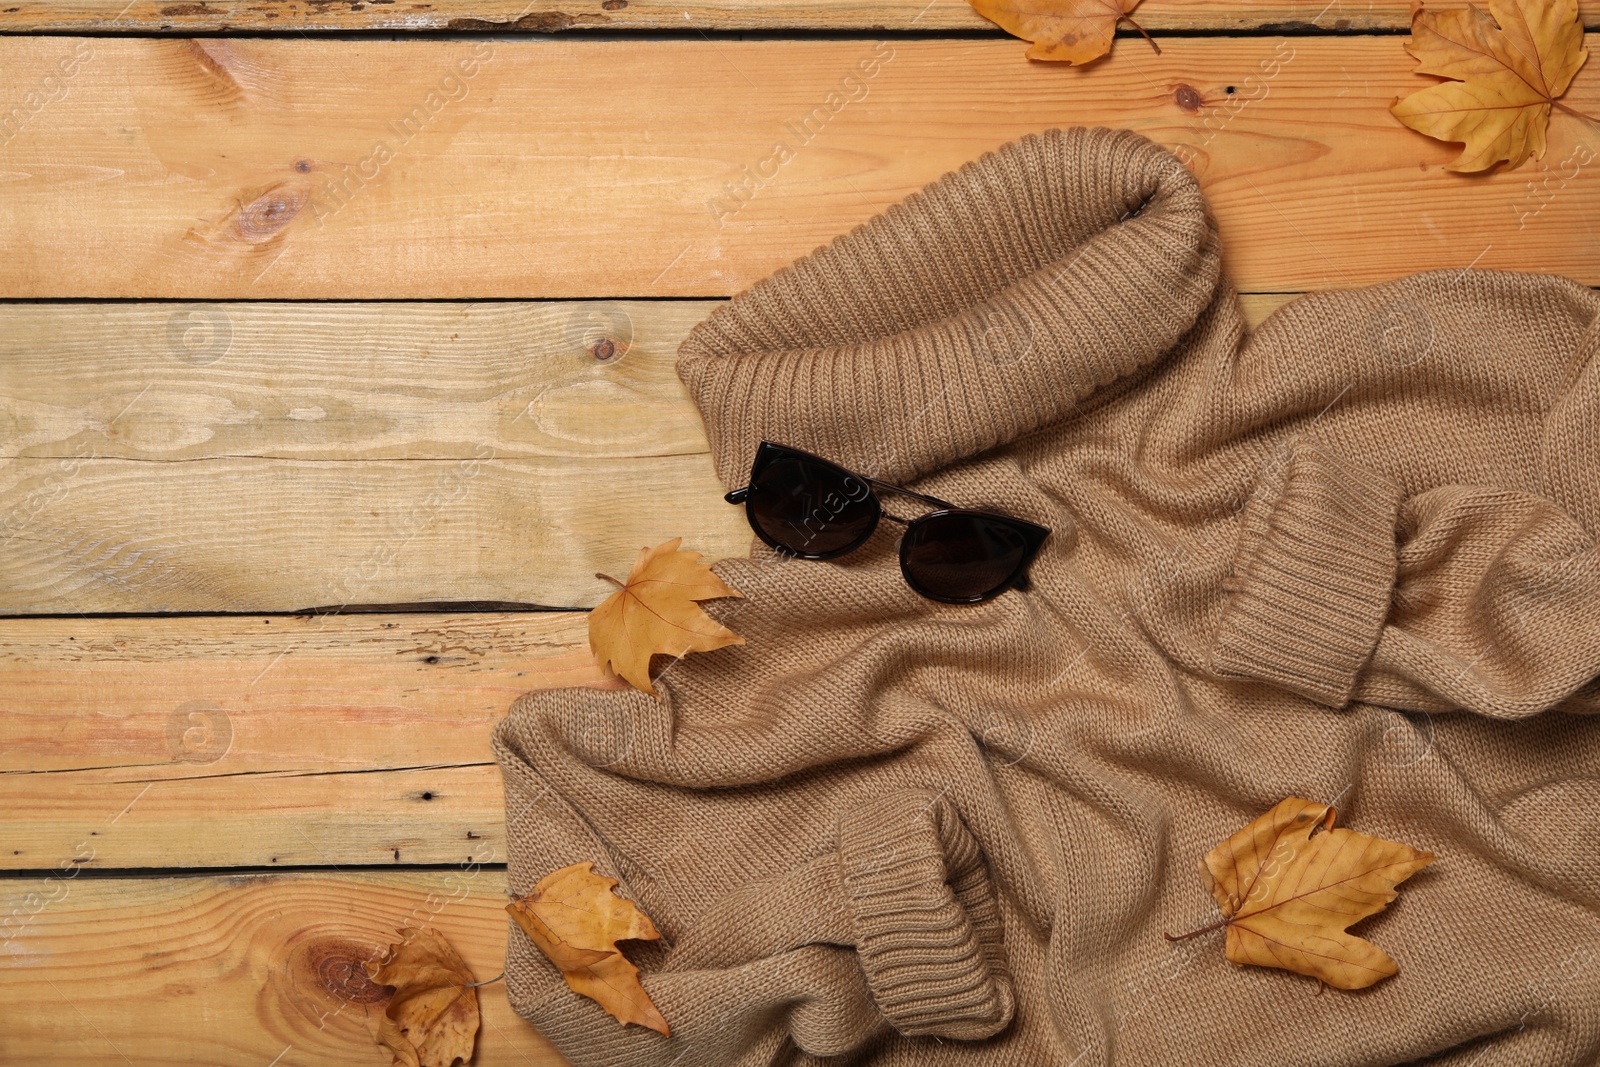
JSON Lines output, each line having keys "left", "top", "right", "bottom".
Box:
{"left": 723, "top": 480, "right": 950, "bottom": 511}
{"left": 864, "top": 478, "right": 958, "bottom": 511}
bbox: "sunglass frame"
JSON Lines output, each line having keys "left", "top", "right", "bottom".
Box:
{"left": 724, "top": 441, "right": 1049, "bottom": 604}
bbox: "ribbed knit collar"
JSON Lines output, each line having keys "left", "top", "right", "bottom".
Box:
{"left": 679, "top": 127, "right": 1224, "bottom": 489}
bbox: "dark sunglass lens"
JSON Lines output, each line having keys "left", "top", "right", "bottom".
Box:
{"left": 901, "top": 512, "right": 1029, "bottom": 602}
{"left": 747, "top": 456, "right": 878, "bottom": 557}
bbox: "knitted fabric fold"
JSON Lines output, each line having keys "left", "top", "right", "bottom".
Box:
{"left": 496, "top": 126, "right": 1600, "bottom": 1066}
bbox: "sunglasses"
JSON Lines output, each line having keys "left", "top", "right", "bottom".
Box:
{"left": 724, "top": 441, "right": 1050, "bottom": 604}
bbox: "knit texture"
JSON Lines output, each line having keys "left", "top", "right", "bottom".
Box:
{"left": 494, "top": 127, "right": 1600, "bottom": 1066}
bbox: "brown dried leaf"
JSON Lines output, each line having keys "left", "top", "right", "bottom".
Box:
{"left": 1392, "top": 0, "right": 1590, "bottom": 171}
{"left": 965, "top": 0, "right": 1150, "bottom": 64}
{"left": 365, "top": 927, "right": 480, "bottom": 1067}
{"left": 507, "top": 861, "right": 669, "bottom": 1035}
{"left": 1169, "top": 797, "right": 1436, "bottom": 990}
{"left": 588, "top": 537, "right": 743, "bottom": 697}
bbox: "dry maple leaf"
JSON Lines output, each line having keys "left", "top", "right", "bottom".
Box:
{"left": 1166, "top": 798, "right": 1435, "bottom": 990}
{"left": 966, "top": 0, "right": 1159, "bottom": 64}
{"left": 365, "top": 927, "right": 480, "bottom": 1067}
{"left": 1392, "top": 0, "right": 1592, "bottom": 171}
{"left": 589, "top": 537, "right": 743, "bottom": 697}
{"left": 507, "top": 861, "right": 670, "bottom": 1035}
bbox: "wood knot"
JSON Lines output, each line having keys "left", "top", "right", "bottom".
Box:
{"left": 602, "top": 0, "right": 628, "bottom": 8}
{"left": 590, "top": 338, "right": 618, "bottom": 362}
{"left": 1173, "top": 85, "right": 1202, "bottom": 112}
{"left": 302, "top": 940, "right": 387, "bottom": 1004}
{"left": 235, "top": 184, "right": 306, "bottom": 243}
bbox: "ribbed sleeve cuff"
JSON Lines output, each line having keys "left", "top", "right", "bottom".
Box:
{"left": 837, "top": 791, "right": 1013, "bottom": 1041}
{"left": 1211, "top": 441, "right": 1404, "bottom": 707}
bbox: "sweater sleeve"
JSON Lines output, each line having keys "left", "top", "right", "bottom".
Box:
{"left": 1357, "top": 485, "right": 1600, "bottom": 717}
{"left": 676, "top": 127, "right": 1224, "bottom": 489}
{"left": 1207, "top": 439, "right": 1600, "bottom": 718}
{"left": 659, "top": 789, "right": 1014, "bottom": 1049}
{"left": 493, "top": 697, "right": 1015, "bottom": 1066}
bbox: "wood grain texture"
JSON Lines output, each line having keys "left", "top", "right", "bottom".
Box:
{"left": 0, "top": 301, "right": 713, "bottom": 461}
{"left": 1, "top": 761, "right": 510, "bottom": 868}
{"left": 0, "top": 298, "right": 1288, "bottom": 462}
{"left": 2, "top": 0, "right": 1596, "bottom": 32}
{"left": 0, "top": 453, "right": 748, "bottom": 612}
{"left": 0, "top": 297, "right": 1289, "bottom": 612}
{"left": 0, "top": 611, "right": 600, "bottom": 869}
{"left": 1, "top": 37, "right": 1595, "bottom": 299}
{"left": 0, "top": 870, "right": 568, "bottom": 1066}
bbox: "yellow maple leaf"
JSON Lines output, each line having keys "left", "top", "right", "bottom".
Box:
{"left": 365, "top": 927, "right": 480, "bottom": 1067}
{"left": 965, "top": 0, "right": 1158, "bottom": 64}
{"left": 588, "top": 537, "right": 743, "bottom": 697}
{"left": 1167, "top": 797, "right": 1436, "bottom": 990}
{"left": 1392, "top": 0, "right": 1591, "bottom": 171}
{"left": 507, "top": 861, "right": 670, "bottom": 1035}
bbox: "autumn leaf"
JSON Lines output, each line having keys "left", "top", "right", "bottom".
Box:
{"left": 1392, "top": 0, "right": 1591, "bottom": 171}
{"left": 965, "top": 0, "right": 1158, "bottom": 64}
{"left": 507, "top": 861, "right": 670, "bottom": 1035}
{"left": 365, "top": 927, "right": 480, "bottom": 1067}
{"left": 589, "top": 537, "right": 743, "bottom": 697}
{"left": 1166, "top": 798, "right": 1435, "bottom": 990}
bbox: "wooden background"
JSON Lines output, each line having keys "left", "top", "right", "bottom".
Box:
{"left": 1, "top": 0, "right": 1596, "bottom": 1062}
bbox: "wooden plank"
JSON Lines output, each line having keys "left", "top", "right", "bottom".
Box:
{"left": 0, "top": 297, "right": 1285, "bottom": 463}
{"left": 1, "top": 0, "right": 1596, "bottom": 33}
{"left": 0, "top": 870, "right": 567, "bottom": 1066}
{"left": 0, "top": 37, "right": 1594, "bottom": 300}
{"left": 0, "top": 297, "right": 1290, "bottom": 612}
{"left": 0, "top": 762, "right": 504, "bottom": 868}
{"left": 0, "top": 453, "right": 748, "bottom": 612}
{"left": 0, "top": 298, "right": 739, "bottom": 613}
{"left": 0, "top": 612, "right": 600, "bottom": 869}
{"left": 0, "top": 301, "right": 714, "bottom": 462}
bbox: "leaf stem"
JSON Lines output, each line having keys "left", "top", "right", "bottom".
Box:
{"left": 1552, "top": 100, "right": 1600, "bottom": 127}
{"left": 1120, "top": 14, "right": 1161, "bottom": 55}
{"left": 595, "top": 572, "right": 625, "bottom": 589}
{"left": 462, "top": 973, "right": 505, "bottom": 988}
{"left": 1163, "top": 917, "right": 1229, "bottom": 942}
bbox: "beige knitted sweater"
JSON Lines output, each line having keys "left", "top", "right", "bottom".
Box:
{"left": 494, "top": 127, "right": 1600, "bottom": 1066}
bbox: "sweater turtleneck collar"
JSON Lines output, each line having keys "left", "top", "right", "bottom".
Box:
{"left": 678, "top": 126, "right": 1225, "bottom": 490}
